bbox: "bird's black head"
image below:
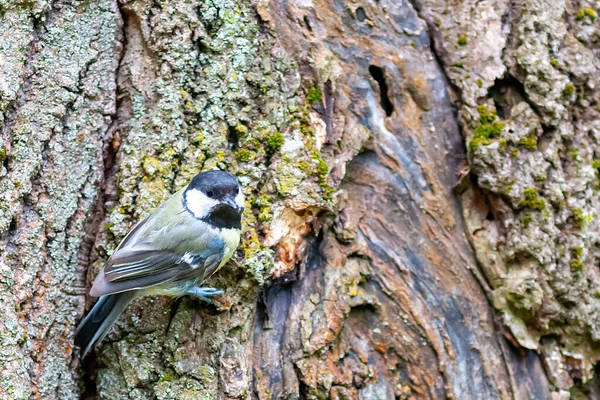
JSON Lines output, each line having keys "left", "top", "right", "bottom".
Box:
{"left": 183, "top": 170, "right": 244, "bottom": 230}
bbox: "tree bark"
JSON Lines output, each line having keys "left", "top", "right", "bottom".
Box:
{"left": 1, "top": 0, "right": 599, "bottom": 399}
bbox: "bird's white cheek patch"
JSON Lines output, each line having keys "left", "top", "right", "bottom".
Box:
{"left": 186, "top": 189, "right": 219, "bottom": 219}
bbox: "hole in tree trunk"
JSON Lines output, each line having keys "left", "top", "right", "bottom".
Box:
{"left": 356, "top": 7, "right": 366, "bottom": 22}
{"left": 303, "top": 15, "right": 312, "bottom": 31}
{"left": 227, "top": 125, "right": 239, "bottom": 151}
{"left": 369, "top": 65, "right": 394, "bottom": 117}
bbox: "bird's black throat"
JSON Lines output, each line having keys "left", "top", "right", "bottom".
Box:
{"left": 202, "top": 204, "right": 242, "bottom": 230}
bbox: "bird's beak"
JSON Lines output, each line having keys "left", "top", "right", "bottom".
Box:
{"left": 223, "top": 195, "right": 240, "bottom": 212}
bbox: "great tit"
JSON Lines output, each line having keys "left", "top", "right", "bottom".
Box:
{"left": 74, "top": 170, "right": 244, "bottom": 358}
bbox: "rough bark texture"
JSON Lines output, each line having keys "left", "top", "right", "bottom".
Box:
{"left": 1, "top": 0, "right": 600, "bottom": 399}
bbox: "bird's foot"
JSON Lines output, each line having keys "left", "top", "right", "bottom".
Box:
{"left": 185, "top": 286, "right": 224, "bottom": 303}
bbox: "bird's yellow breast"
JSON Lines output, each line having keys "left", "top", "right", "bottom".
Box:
{"left": 217, "top": 227, "right": 241, "bottom": 268}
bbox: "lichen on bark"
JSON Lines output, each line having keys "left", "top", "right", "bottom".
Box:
{"left": 3, "top": 0, "right": 600, "bottom": 398}
{"left": 0, "top": 0, "right": 121, "bottom": 398}
{"left": 417, "top": 0, "right": 600, "bottom": 393}
{"left": 90, "top": 0, "right": 354, "bottom": 397}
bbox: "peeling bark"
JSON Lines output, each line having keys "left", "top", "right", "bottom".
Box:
{"left": 1, "top": 0, "right": 599, "bottom": 399}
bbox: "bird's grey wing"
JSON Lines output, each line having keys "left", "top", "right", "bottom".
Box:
{"left": 89, "top": 237, "right": 226, "bottom": 297}
{"left": 103, "top": 249, "right": 184, "bottom": 281}
{"left": 89, "top": 268, "right": 181, "bottom": 297}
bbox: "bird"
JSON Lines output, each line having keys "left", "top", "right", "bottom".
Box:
{"left": 74, "top": 169, "right": 244, "bottom": 358}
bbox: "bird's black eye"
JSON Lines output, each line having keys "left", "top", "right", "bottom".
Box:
{"left": 206, "top": 190, "right": 214, "bottom": 198}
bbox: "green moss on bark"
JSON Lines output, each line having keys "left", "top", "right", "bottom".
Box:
{"left": 468, "top": 105, "right": 505, "bottom": 152}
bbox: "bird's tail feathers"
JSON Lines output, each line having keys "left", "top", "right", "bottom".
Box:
{"left": 74, "top": 291, "right": 136, "bottom": 358}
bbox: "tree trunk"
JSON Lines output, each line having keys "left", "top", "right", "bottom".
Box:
{"left": 1, "top": 0, "right": 599, "bottom": 398}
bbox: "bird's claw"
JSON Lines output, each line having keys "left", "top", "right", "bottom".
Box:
{"left": 185, "top": 287, "right": 224, "bottom": 303}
